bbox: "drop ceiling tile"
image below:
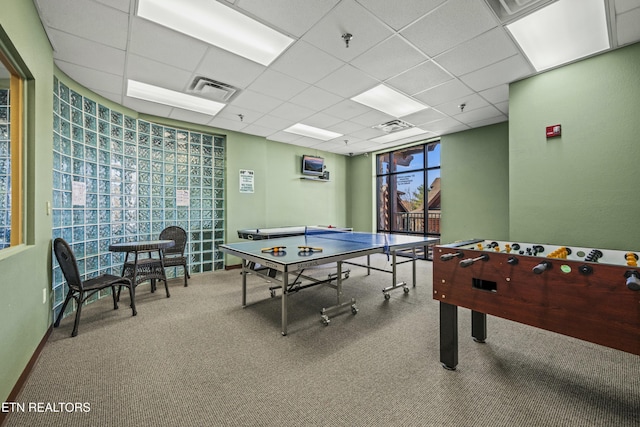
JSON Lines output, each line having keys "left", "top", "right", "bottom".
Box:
{"left": 614, "top": 0, "right": 640, "bottom": 14}
{"left": 195, "top": 46, "right": 266, "bottom": 89}
{"left": 435, "top": 93, "right": 488, "bottom": 116}
{"left": 96, "top": 0, "right": 131, "bottom": 12}
{"left": 122, "top": 97, "right": 173, "bottom": 117}
{"left": 423, "top": 117, "right": 468, "bottom": 134}
{"left": 208, "top": 116, "right": 248, "bottom": 132}
{"left": 346, "top": 125, "right": 387, "bottom": 140}
{"left": 413, "top": 79, "right": 474, "bottom": 106}
{"left": 267, "top": 131, "right": 305, "bottom": 144}
{"left": 460, "top": 54, "right": 533, "bottom": 92}
{"left": 56, "top": 61, "right": 124, "bottom": 96}
{"left": 49, "top": 29, "right": 126, "bottom": 75}
{"left": 269, "top": 102, "right": 316, "bottom": 122}
{"left": 35, "top": 0, "right": 129, "bottom": 49}
{"left": 241, "top": 123, "right": 277, "bottom": 137}
{"left": 289, "top": 86, "right": 342, "bottom": 111}
{"left": 434, "top": 27, "right": 519, "bottom": 76}
{"left": 495, "top": 101, "right": 509, "bottom": 115}
{"left": 401, "top": 0, "right": 498, "bottom": 57}
{"left": 301, "top": 112, "right": 343, "bottom": 129}
{"left": 351, "top": 36, "right": 427, "bottom": 81}
{"left": 351, "top": 109, "right": 395, "bottom": 127}
{"left": 455, "top": 105, "right": 504, "bottom": 125}
{"left": 270, "top": 40, "right": 344, "bottom": 84}
{"left": 479, "top": 84, "right": 509, "bottom": 104}
{"left": 315, "top": 65, "right": 379, "bottom": 98}
{"left": 301, "top": 0, "right": 394, "bottom": 63}
{"left": 253, "top": 114, "right": 297, "bottom": 131}
{"left": 129, "top": 19, "right": 209, "bottom": 71}
{"left": 247, "top": 69, "right": 309, "bottom": 101}
{"left": 357, "top": 0, "right": 447, "bottom": 30}
{"left": 322, "top": 99, "right": 372, "bottom": 121}
{"left": 327, "top": 120, "right": 367, "bottom": 135}
{"left": 616, "top": 7, "right": 640, "bottom": 46}
{"left": 401, "top": 108, "right": 447, "bottom": 126}
{"left": 125, "top": 54, "right": 194, "bottom": 92}
{"left": 386, "top": 61, "right": 452, "bottom": 95}
{"left": 234, "top": 0, "right": 339, "bottom": 37}
{"left": 168, "top": 108, "right": 215, "bottom": 125}
{"left": 216, "top": 104, "right": 263, "bottom": 124}
{"left": 468, "top": 115, "right": 508, "bottom": 128}
{"left": 231, "top": 90, "right": 284, "bottom": 114}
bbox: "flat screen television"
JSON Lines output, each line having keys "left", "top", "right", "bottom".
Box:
{"left": 301, "top": 154, "right": 324, "bottom": 176}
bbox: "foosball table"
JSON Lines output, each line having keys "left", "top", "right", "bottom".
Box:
{"left": 433, "top": 239, "right": 640, "bottom": 370}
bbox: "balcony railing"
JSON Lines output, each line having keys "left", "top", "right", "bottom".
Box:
{"left": 395, "top": 211, "right": 440, "bottom": 234}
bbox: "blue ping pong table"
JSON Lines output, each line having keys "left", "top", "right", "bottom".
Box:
{"left": 220, "top": 227, "right": 439, "bottom": 335}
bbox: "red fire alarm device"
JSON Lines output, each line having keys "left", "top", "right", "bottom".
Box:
{"left": 546, "top": 124, "right": 561, "bottom": 138}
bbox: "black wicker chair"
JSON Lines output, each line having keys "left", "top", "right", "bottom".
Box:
{"left": 53, "top": 238, "right": 136, "bottom": 337}
{"left": 159, "top": 226, "right": 190, "bottom": 286}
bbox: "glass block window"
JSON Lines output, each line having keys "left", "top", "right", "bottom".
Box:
{"left": 51, "top": 77, "right": 225, "bottom": 319}
{"left": 0, "top": 89, "right": 9, "bottom": 249}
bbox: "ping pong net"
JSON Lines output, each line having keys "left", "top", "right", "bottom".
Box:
{"left": 304, "top": 226, "right": 390, "bottom": 257}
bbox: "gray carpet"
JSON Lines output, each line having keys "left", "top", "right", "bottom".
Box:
{"left": 5, "top": 256, "right": 639, "bottom": 426}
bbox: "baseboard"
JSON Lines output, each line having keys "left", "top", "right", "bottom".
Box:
{"left": 225, "top": 264, "right": 242, "bottom": 270}
{"left": 0, "top": 326, "right": 52, "bottom": 427}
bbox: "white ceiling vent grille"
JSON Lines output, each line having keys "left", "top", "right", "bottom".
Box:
{"left": 188, "top": 76, "right": 239, "bottom": 102}
{"left": 485, "top": 0, "right": 556, "bottom": 22}
{"left": 373, "top": 119, "right": 414, "bottom": 134}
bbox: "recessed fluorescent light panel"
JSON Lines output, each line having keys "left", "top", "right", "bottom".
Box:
{"left": 137, "top": 0, "right": 294, "bottom": 66}
{"left": 351, "top": 85, "right": 427, "bottom": 117}
{"left": 371, "top": 127, "right": 427, "bottom": 144}
{"left": 284, "top": 123, "right": 343, "bottom": 141}
{"left": 127, "top": 80, "right": 226, "bottom": 116}
{"left": 507, "top": 0, "right": 609, "bottom": 71}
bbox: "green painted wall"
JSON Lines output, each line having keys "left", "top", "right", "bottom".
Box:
{"left": 0, "top": 0, "right": 55, "bottom": 403}
{"left": 346, "top": 153, "right": 375, "bottom": 232}
{"left": 440, "top": 123, "right": 510, "bottom": 243}
{"left": 509, "top": 43, "right": 640, "bottom": 249}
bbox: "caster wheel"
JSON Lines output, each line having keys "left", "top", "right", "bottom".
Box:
{"left": 384, "top": 293, "right": 391, "bottom": 300}
{"left": 351, "top": 305, "right": 359, "bottom": 315}
{"left": 403, "top": 287, "right": 410, "bottom": 294}
{"left": 321, "top": 315, "right": 330, "bottom": 326}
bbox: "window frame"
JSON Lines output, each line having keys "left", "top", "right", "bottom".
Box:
{"left": 0, "top": 35, "right": 26, "bottom": 249}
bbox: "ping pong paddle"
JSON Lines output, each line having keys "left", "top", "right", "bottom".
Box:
{"left": 298, "top": 246, "right": 323, "bottom": 252}
{"left": 261, "top": 246, "right": 286, "bottom": 253}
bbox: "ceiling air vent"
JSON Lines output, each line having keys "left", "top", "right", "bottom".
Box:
{"left": 485, "top": 0, "right": 556, "bottom": 23}
{"left": 373, "top": 119, "right": 414, "bottom": 134}
{"left": 188, "top": 76, "right": 239, "bottom": 102}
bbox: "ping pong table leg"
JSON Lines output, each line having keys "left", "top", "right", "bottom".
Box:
{"left": 412, "top": 246, "right": 417, "bottom": 287}
{"left": 241, "top": 259, "right": 248, "bottom": 307}
{"left": 281, "top": 270, "right": 288, "bottom": 336}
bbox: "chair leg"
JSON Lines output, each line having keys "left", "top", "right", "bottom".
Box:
{"left": 53, "top": 292, "right": 73, "bottom": 327}
{"left": 111, "top": 286, "right": 119, "bottom": 309}
{"left": 128, "top": 285, "right": 137, "bottom": 316}
{"left": 71, "top": 292, "right": 84, "bottom": 337}
{"left": 163, "top": 278, "right": 171, "bottom": 298}
{"left": 183, "top": 264, "right": 188, "bottom": 287}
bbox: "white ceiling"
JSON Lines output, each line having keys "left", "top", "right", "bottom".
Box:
{"left": 33, "top": 0, "right": 640, "bottom": 155}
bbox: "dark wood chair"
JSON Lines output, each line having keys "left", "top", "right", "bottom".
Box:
{"left": 159, "top": 226, "right": 190, "bottom": 286}
{"left": 53, "top": 238, "right": 136, "bottom": 337}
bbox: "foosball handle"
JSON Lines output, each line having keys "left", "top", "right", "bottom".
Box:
{"left": 624, "top": 270, "right": 640, "bottom": 291}
{"left": 532, "top": 261, "right": 552, "bottom": 274}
